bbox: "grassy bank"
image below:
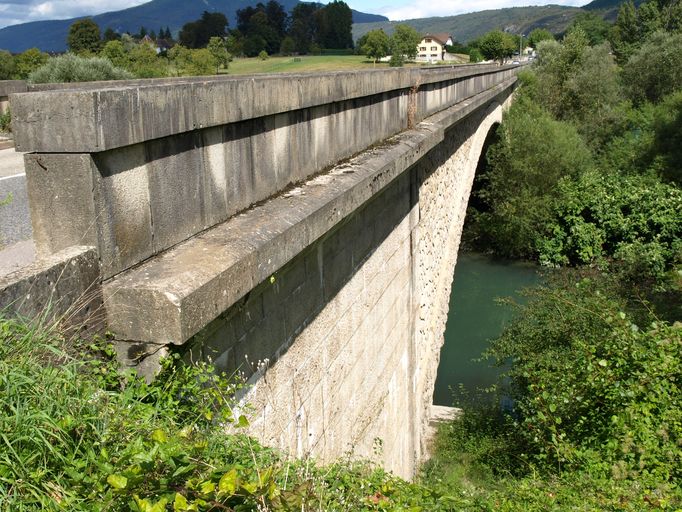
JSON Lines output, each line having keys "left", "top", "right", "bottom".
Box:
{"left": 0, "top": 315, "right": 449, "bottom": 511}
{"left": 225, "top": 54, "right": 469, "bottom": 75}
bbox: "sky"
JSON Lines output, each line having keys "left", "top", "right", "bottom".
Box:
{"left": 0, "top": 0, "right": 590, "bottom": 30}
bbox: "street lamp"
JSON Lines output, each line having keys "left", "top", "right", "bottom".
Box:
{"left": 519, "top": 33, "right": 525, "bottom": 61}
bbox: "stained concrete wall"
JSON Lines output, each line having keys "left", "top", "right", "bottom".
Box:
{"left": 0, "top": 80, "right": 27, "bottom": 115}
{"left": 184, "top": 89, "right": 512, "bottom": 478}
{"left": 4, "top": 66, "right": 519, "bottom": 479}
{"left": 13, "top": 65, "right": 518, "bottom": 280}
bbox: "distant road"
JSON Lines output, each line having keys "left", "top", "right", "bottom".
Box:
{"left": 0, "top": 148, "right": 35, "bottom": 276}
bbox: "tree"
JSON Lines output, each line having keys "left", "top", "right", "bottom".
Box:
{"left": 637, "top": 1, "right": 661, "bottom": 40}
{"left": 103, "top": 27, "right": 120, "bottom": 41}
{"left": 361, "top": 29, "right": 390, "bottom": 65}
{"left": 289, "top": 3, "right": 318, "bottom": 53}
{"left": 317, "top": 0, "right": 353, "bottom": 49}
{"left": 527, "top": 28, "right": 554, "bottom": 48}
{"left": 67, "top": 18, "right": 101, "bottom": 54}
{"left": 0, "top": 50, "right": 15, "bottom": 80}
{"left": 568, "top": 13, "right": 610, "bottom": 45}
{"left": 207, "top": 36, "right": 230, "bottom": 73}
{"left": 168, "top": 46, "right": 216, "bottom": 76}
{"left": 610, "top": 0, "right": 639, "bottom": 63}
{"left": 279, "top": 36, "right": 295, "bottom": 55}
{"left": 14, "top": 48, "right": 48, "bottom": 79}
{"left": 128, "top": 43, "right": 165, "bottom": 77}
{"left": 265, "top": 0, "right": 288, "bottom": 39}
{"left": 478, "top": 30, "right": 516, "bottom": 63}
{"left": 100, "top": 40, "right": 129, "bottom": 69}
{"left": 179, "top": 11, "right": 228, "bottom": 49}
{"left": 390, "top": 23, "right": 421, "bottom": 63}
{"left": 623, "top": 31, "right": 682, "bottom": 103}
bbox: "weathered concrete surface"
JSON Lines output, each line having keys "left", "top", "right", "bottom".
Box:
{"left": 11, "top": 65, "right": 519, "bottom": 153}
{"left": 168, "top": 88, "right": 514, "bottom": 479}
{"left": 19, "top": 66, "right": 517, "bottom": 281}
{"left": 0, "top": 80, "right": 27, "bottom": 115}
{"left": 0, "top": 239, "right": 36, "bottom": 276}
{"left": 0, "top": 148, "right": 32, "bottom": 249}
{"left": 0, "top": 245, "right": 102, "bottom": 331}
{"left": 103, "top": 79, "right": 515, "bottom": 346}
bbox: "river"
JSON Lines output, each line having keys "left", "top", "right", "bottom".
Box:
{"left": 432, "top": 251, "right": 541, "bottom": 406}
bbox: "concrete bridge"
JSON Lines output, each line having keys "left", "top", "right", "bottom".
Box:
{"left": 0, "top": 64, "right": 520, "bottom": 478}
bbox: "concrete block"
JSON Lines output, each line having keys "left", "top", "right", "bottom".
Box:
{"left": 0, "top": 245, "right": 102, "bottom": 331}
{"left": 24, "top": 154, "right": 99, "bottom": 259}
{"left": 93, "top": 145, "right": 154, "bottom": 278}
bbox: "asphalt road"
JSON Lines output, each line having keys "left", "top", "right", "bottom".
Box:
{"left": 0, "top": 147, "right": 35, "bottom": 276}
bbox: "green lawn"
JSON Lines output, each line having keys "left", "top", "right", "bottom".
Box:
{"left": 224, "top": 54, "right": 470, "bottom": 76}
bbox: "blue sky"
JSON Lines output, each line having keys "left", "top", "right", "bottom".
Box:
{"left": 0, "top": 0, "right": 589, "bottom": 30}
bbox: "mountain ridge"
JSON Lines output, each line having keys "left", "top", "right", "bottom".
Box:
{"left": 0, "top": 0, "right": 387, "bottom": 53}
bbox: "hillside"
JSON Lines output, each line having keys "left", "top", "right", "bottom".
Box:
{"left": 352, "top": 5, "right": 583, "bottom": 44}
{"left": 0, "top": 0, "right": 387, "bottom": 53}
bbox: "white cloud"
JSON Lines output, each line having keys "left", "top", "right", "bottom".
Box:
{"left": 0, "top": 0, "right": 148, "bottom": 29}
{"left": 352, "top": 0, "right": 588, "bottom": 21}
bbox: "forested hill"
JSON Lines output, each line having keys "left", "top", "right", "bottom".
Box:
{"left": 353, "top": 5, "right": 583, "bottom": 44}
{"left": 0, "top": 0, "right": 387, "bottom": 53}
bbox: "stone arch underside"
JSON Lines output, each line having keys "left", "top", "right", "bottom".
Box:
{"left": 189, "top": 88, "right": 514, "bottom": 480}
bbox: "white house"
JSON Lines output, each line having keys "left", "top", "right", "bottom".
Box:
{"left": 416, "top": 33, "right": 453, "bottom": 62}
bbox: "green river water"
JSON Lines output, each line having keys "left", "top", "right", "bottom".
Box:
{"left": 432, "top": 251, "right": 541, "bottom": 407}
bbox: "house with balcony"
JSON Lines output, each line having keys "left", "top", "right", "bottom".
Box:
{"left": 417, "top": 33, "right": 453, "bottom": 62}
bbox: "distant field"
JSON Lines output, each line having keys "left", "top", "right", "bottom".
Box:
{"left": 225, "top": 54, "right": 469, "bottom": 76}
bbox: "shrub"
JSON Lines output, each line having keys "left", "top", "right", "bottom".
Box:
{"left": 258, "top": 49, "right": 269, "bottom": 60}
{"left": 0, "top": 109, "right": 10, "bottom": 133}
{"left": 29, "top": 53, "right": 133, "bottom": 84}
{"left": 485, "top": 275, "right": 682, "bottom": 484}
{"left": 623, "top": 31, "right": 682, "bottom": 104}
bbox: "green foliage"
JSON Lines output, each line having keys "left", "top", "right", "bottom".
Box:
{"left": 168, "top": 46, "right": 217, "bottom": 76}
{"left": 317, "top": 0, "right": 354, "bottom": 49}
{"left": 207, "top": 37, "right": 230, "bottom": 73}
{"left": 650, "top": 90, "right": 682, "bottom": 185}
{"left": 128, "top": 43, "right": 167, "bottom": 78}
{"left": 623, "top": 31, "right": 682, "bottom": 104}
{"left": 538, "top": 171, "right": 682, "bottom": 275}
{"left": 470, "top": 96, "right": 593, "bottom": 259}
{"left": 67, "top": 18, "right": 102, "bottom": 55}
{"left": 179, "top": 11, "right": 228, "bottom": 49}
{"left": 279, "top": 36, "right": 295, "bottom": 55}
{"left": 0, "top": 316, "right": 455, "bottom": 510}
{"left": 526, "top": 28, "right": 554, "bottom": 48}
{"left": 100, "top": 40, "right": 129, "bottom": 69}
{"left": 390, "top": 24, "right": 421, "bottom": 62}
{"left": 29, "top": 54, "right": 133, "bottom": 84}
{"left": 485, "top": 276, "right": 682, "bottom": 481}
{"left": 258, "top": 50, "right": 269, "bottom": 61}
{"left": 477, "top": 30, "right": 516, "bottom": 63}
{"left": 0, "top": 108, "right": 10, "bottom": 133}
{"left": 468, "top": 47, "right": 483, "bottom": 63}
{"left": 14, "top": 48, "right": 48, "bottom": 79}
{"left": 0, "top": 50, "right": 15, "bottom": 80}
{"left": 610, "top": 0, "right": 639, "bottom": 63}
{"left": 361, "top": 29, "right": 390, "bottom": 65}
{"left": 568, "top": 12, "right": 611, "bottom": 45}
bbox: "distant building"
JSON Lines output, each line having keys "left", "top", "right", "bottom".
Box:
{"left": 417, "top": 33, "right": 453, "bottom": 62}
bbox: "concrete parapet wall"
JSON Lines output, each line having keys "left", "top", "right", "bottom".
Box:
{"left": 0, "top": 80, "right": 27, "bottom": 115}
{"left": 177, "top": 87, "right": 513, "bottom": 478}
{"left": 0, "top": 245, "right": 102, "bottom": 330}
{"left": 14, "top": 65, "right": 518, "bottom": 281}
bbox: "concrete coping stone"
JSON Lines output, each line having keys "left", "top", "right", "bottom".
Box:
{"left": 0, "top": 80, "right": 27, "bottom": 97}
{"left": 102, "top": 77, "right": 516, "bottom": 346}
{"left": 11, "top": 63, "right": 521, "bottom": 153}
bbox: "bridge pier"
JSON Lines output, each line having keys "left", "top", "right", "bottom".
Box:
{"left": 3, "top": 65, "right": 519, "bottom": 478}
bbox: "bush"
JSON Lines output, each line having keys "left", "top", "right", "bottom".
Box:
{"left": 623, "top": 31, "right": 682, "bottom": 104}
{"left": 538, "top": 171, "right": 682, "bottom": 276}
{"left": 258, "top": 50, "right": 269, "bottom": 61}
{"left": 0, "top": 315, "right": 452, "bottom": 510}
{"left": 0, "top": 109, "right": 10, "bottom": 133}
{"left": 485, "top": 275, "right": 682, "bottom": 484}
{"left": 29, "top": 53, "right": 133, "bottom": 84}
{"left": 469, "top": 96, "right": 593, "bottom": 259}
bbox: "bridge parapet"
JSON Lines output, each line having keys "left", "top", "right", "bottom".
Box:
{"left": 11, "top": 64, "right": 519, "bottom": 282}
